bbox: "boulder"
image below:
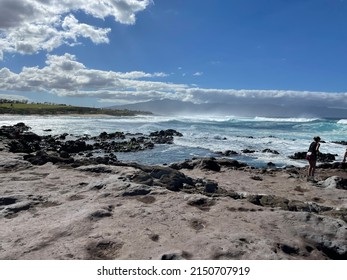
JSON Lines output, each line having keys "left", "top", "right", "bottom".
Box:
{"left": 216, "top": 158, "right": 247, "bottom": 169}
{"left": 8, "top": 140, "right": 41, "bottom": 153}
{"left": 242, "top": 149, "right": 255, "bottom": 153}
{"left": 23, "top": 151, "right": 74, "bottom": 165}
{"left": 197, "top": 158, "right": 221, "bottom": 172}
{"left": 133, "top": 164, "right": 194, "bottom": 192}
{"left": 262, "top": 149, "right": 280, "bottom": 154}
{"left": 318, "top": 176, "right": 347, "bottom": 190}
{"left": 289, "top": 152, "right": 336, "bottom": 162}
{"left": 60, "top": 140, "right": 93, "bottom": 153}
{"left": 217, "top": 150, "right": 239, "bottom": 156}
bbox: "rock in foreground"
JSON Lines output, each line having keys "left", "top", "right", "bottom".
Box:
{"left": 1, "top": 151, "right": 346, "bottom": 260}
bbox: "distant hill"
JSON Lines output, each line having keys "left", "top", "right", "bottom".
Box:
{"left": 107, "top": 99, "right": 347, "bottom": 118}
{"left": 0, "top": 102, "right": 152, "bottom": 116}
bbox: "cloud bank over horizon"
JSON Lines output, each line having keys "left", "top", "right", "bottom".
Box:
{"left": 1, "top": 53, "right": 347, "bottom": 112}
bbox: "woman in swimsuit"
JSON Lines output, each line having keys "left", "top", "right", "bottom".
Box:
{"left": 307, "top": 136, "right": 320, "bottom": 181}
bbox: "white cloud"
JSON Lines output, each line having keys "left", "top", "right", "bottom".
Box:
{"left": 179, "top": 88, "right": 347, "bottom": 108}
{"left": 193, "top": 72, "right": 203, "bottom": 76}
{"left": 0, "top": 53, "right": 183, "bottom": 97}
{"left": 1, "top": 53, "right": 347, "bottom": 111}
{"left": 0, "top": 0, "right": 152, "bottom": 59}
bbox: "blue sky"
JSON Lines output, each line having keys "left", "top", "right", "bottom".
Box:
{"left": 0, "top": 0, "right": 347, "bottom": 114}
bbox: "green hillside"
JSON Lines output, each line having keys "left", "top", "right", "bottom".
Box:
{"left": 0, "top": 102, "right": 152, "bottom": 116}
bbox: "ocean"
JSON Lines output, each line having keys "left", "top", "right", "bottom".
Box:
{"left": 1, "top": 114, "right": 347, "bottom": 168}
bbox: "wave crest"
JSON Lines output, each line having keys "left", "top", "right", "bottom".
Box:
{"left": 337, "top": 119, "right": 347, "bottom": 125}
{"left": 254, "top": 116, "right": 319, "bottom": 123}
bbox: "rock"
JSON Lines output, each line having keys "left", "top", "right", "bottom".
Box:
{"left": 86, "top": 240, "right": 124, "bottom": 260}
{"left": 217, "top": 150, "right": 239, "bottom": 156}
{"left": 318, "top": 176, "right": 347, "bottom": 190}
{"left": 318, "top": 153, "right": 336, "bottom": 162}
{"left": 170, "top": 158, "right": 247, "bottom": 171}
{"left": 169, "top": 160, "right": 195, "bottom": 170}
{"left": 122, "top": 185, "right": 152, "bottom": 196}
{"left": 77, "top": 166, "right": 112, "bottom": 173}
{"left": 197, "top": 158, "right": 221, "bottom": 172}
{"left": 149, "top": 129, "right": 183, "bottom": 144}
{"left": 289, "top": 152, "right": 306, "bottom": 160}
{"left": 130, "top": 171, "right": 154, "bottom": 186}
{"left": 98, "top": 131, "right": 125, "bottom": 140}
{"left": 57, "top": 133, "right": 68, "bottom": 140}
{"left": 21, "top": 132, "right": 42, "bottom": 142}
{"left": 245, "top": 194, "right": 333, "bottom": 213}
{"left": 0, "top": 196, "right": 18, "bottom": 206}
{"left": 248, "top": 194, "right": 290, "bottom": 209}
{"left": 5, "top": 201, "right": 33, "bottom": 216}
{"left": 14, "top": 122, "right": 31, "bottom": 131}
{"left": 289, "top": 152, "right": 336, "bottom": 162}
{"left": 89, "top": 210, "right": 112, "bottom": 220}
{"left": 216, "top": 159, "right": 247, "bottom": 169}
{"left": 149, "top": 129, "right": 183, "bottom": 137}
{"left": 90, "top": 184, "right": 105, "bottom": 190}
{"left": 0, "top": 157, "right": 32, "bottom": 171}
{"left": 250, "top": 175, "right": 263, "bottom": 181}
{"left": 262, "top": 149, "right": 279, "bottom": 154}
{"left": 242, "top": 149, "right": 255, "bottom": 153}
{"left": 296, "top": 214, "right": 347, "bottom": 260}
{"left": 59, "top": 151, "right": 70, "bottom": 158}
{"left": 0, "top": 122, "right": 31, "bottom": 139}
{"left": 204, "top": 180, "right": 218, "bottom": 193}
{"left": 60, "top": 140, "right": 93, "bottom": 153}
{"left": 160, "top": 250, "right": 190, "bottom": 260}
{"left": 278, "top": 243, "right": 299, "bottom": 255}
{"left": 332, "top": 141, "right": 347, "bottom": 146}
{"left": 133, "top": 165, "right": 194, "bottom": 192}
{"left": 3, "top": 123, "right": 185, "bottom": 162}
{"left": 23, "top": 151, "right": 74, "bottom": 165}
{"left": 8, "top": 139, "right": 41, "bottom": 153}
{"left": 187, "top": 195, "right": 216, "bottom": 211}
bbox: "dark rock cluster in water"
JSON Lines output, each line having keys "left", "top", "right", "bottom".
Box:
{"left": 0, "top": 122, "right": 183, "bottom": 166}
{"left": 288, "top": 151, "right": 347, "bottom": 169}
{"left": 289, "top": 151, "right": 337, "bottom": 162}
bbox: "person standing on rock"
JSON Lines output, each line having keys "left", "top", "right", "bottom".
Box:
{"left": 343, "top": 148, "right": 347, "bottom": 162}
{"left": 307, "top": 136, "right": 321, "bottom": 182}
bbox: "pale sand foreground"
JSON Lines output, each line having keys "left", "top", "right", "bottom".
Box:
{"left": 0, "top": 151, "right": 346, "bottom": 260}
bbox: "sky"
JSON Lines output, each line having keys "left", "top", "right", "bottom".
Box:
{"left": 0, "top": 0, "right": 347, "bottom": 116}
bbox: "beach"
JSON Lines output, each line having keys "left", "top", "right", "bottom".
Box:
{"left": 0, "top": 122, "right": 346, "bottom": 260}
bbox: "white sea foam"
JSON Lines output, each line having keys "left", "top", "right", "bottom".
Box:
{"left": 337, "top": 119, "right": 347, "bottom": 125}
{"left": 254, "top": 116, "right": 319, "bottom": 122}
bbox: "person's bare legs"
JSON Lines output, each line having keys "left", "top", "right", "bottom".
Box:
{"left": 308, "top": 160, "right": 316, "bottom": 181}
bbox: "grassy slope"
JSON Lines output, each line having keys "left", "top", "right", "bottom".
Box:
{"left": 0, "top": 103, "right": 152, "bottom": 116}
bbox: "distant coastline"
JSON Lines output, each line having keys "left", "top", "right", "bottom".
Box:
{"left": 0, "top": 101, "right": 152, "bottom": 117}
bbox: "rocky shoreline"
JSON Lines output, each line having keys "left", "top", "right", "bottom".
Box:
{"left": 0, "top": 123, "right": 346, "bottom": 259}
